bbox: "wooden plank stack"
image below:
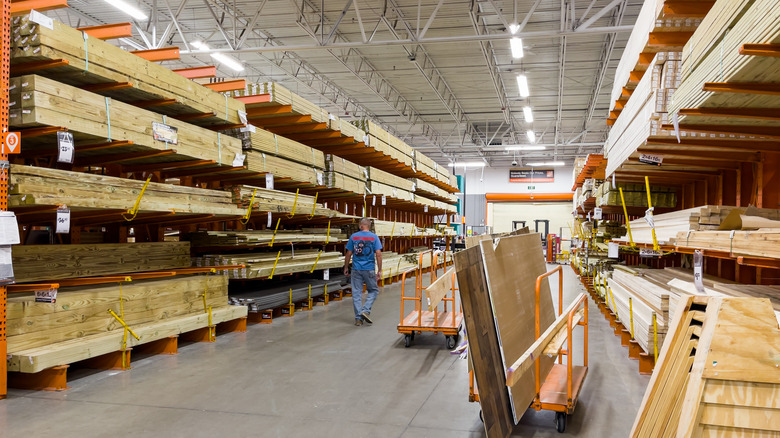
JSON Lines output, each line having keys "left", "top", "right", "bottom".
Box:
{"left": 197, "top": 250, "right": 344, "bottom": 280}
{"left": 595, "top": 182, "right": 676, "bottom": 208}
{"left": 676, "top": 230, "right": 780, "bottom": 258}
{"left": 367, "top": 166, "right": 414, "bottom": 202}
{"left": 411, "top": 178, "right": 458, "bottom": 204}
{"left": 185, "top": 230, "right": 343, "bottom": 249}
{"left": 413, "top": 150, "right": 456, "bottom": 188}
{"left": 236, "top": 82, "right": 330, "bottom": 124}
{"left": 353, "top": 119, "right": 414, "bottom": 167}
{"left": 668, "top": 0, "right": 780, "bottom": 126}
{"left": 10, "top": 164, "right": 244, "bottom": 216}
{"left": 630, "top": 296, "right": 779, "bottom": 437}
{"left": 225, "top": 185, "right": 342, "bottom": 218}
{"left": 7, "top": 275, "right": 247, "bottom": 373}
{"left": 243, "top": 129, "right": 325, "bottom": 169}
{"left": 326, "top": 154, "right": 365, "bottom": 180}
{"left": 244, "top": 150, "right": 322, "bottom": 186}
{"left": 11, "top": 15, "right": 245, "bottom": 126}
{"left": 10, "top": 74, "right": 243, "bottom": 166}
{"left": 12, "top": 242, "right": 190, "bottom": 283}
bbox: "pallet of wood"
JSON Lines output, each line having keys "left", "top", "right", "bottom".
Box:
{"left": 630, "top": 296, "right": 779, "bottom": 437}
{"left": 11, "top": 15, "right": 245, "bottom": 126}
{"left": 10, "top": 74, "right": 243, "bottom": 167}
{"left": 185, "top": 230, "right": 342, "bottom": 249}
{"left": 12, "top": 242, "right": 190, "bottom": 283}
{"left": 244, "top": 129, "right": 325, "bottom": 169}
{"left": 595, "top": 182, "right": 676, "bottom": 208}
{"left": 669, "top": 0, "right": 780, "bottom": 126}
{"left": 198, "top": 250, "right": 344, "bottom": 280}
{"left": 9, "top": 165, "right": 244, "bottom": 216}
{"left": 6, "top": 274, "right": 246, "bottom": 373}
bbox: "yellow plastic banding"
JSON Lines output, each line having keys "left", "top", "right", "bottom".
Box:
{"left": 609, "top": 287, "right": 618, "bottom": 321}
{"left": 326, "top": 220, "right": 331, "bottom": 244}
{"left": 287, "top": 189, "right": 300, "bottom": 218}
{"left": 122, "top": 176, "right": 153, "bottom": 221}
{"left": 619, "top": 187, "right": 635, "bottom": 248}
{"left": 390, "top": 221, "right": 396, "bottom": 240}
{"left": 653, "top": 313, "right": 659, "bottom": 362}
{"left": 309, "top": 250, "right": 323, "bottom": 273}
{"left": 288, "top": 288, "right": 293, "bottom": 305}
{"left": 269, "top": 218, "right": 282, "bottom": 247}
{"left": 240, "top": 188, "right": 258, "bottom": 225}
{"left": 108, "top": 309, "right": 141, "bottom": 340}
{"left": 308, "top": 192, "right": 319, "bottom": 219}
{"left": 269, "top": 250, "right": 282, "bottom": 278}
{"left": 644, "top": 176, "right": 660, "bottom": 251}
{"left": 629, "top": 297, "right": 635, "bottom": 339}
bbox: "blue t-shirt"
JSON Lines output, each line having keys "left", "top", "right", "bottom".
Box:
{"left": 346, "top": 230, "right": 383, "bottom": 271}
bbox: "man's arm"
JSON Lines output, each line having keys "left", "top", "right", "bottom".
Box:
{"left": 344, "top": 250, "right": 352, "bottom": 276}
{"left": 375, "top": 250, "right": 382, "bottom": 283}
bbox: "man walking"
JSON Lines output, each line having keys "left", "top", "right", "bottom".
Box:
{"left": 344, "top": 218, "right": 383, "bottom": 326}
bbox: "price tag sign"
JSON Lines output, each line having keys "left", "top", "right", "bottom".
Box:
{"left": 372, "top": 195, "right": 376, "bottom": 206}
{"left": 382, "top": 195, "right": 387, "bottom": 206}
{"left": 424, "top": 205, "right": 429, "bottom": 213}
{"left": 608, "top": 242, "right": 619, "bottom": 258}
{"left": 267, "top": 212, "right": 272, "bottom": 227}
{"left": 35, "top": 288, "right": 58, "bottom": 303}
{"left": 238, "top": 110, "right": 248, "bottom": 124}
{"left": 644, "top": 207, "right": 655, "bottom": 229}
{"left": 316, "top": 172, "right": 324, "bottom": 186}
{"left": 323, "top": 269, "right": 330, "bottom": 281}
{"left": 232, "top": 152, "right": 246, "bottom": 167}
{"left": 639, "top": 153, "right": 663, "bottom": 166}
{"left": 639, "top": 248, "right": 662, "bottom": 258}
{"left": 265, "top": 173, "right": 274, "bottom": 190}
{"left": 693, "top": 250, "right": 704, "bottom": 293}
{"left": 56, "top": 206, "right": 70, "bottom": 234}
{"left": 593, "top": 207, "right": 603, "bottom": 220}
{"left": 57, "top": 131, "right": 74, "bottom": 164}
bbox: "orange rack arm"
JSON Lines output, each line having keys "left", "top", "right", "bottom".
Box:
{"left": 131, "top": 47, "right": 180, "bottom": 62}
{"left": 11, "top": 0, "right": 68, "bottom": 15}
{"left": 173, "top": 66, "right": 217, "bottom": 79}
{"left": 203, "top": 79, "right": 246, "bottom": 92}
{"left": 7, "top": 283, "right": 60, "bottom": 293}
{"left": 77, "top": 23, "right": 133, "bottom": 40}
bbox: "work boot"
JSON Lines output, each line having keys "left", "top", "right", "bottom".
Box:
{"left": 354, "top": 319, "right": 363, "bottom": 326}
{"left": 361, "top": 312, "right": 373, "bottom": 324}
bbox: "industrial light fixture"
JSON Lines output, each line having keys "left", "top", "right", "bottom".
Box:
{"left": 508, "top": 23, "right": 520, "bottom": 34}
{"left": 447, "top": 161, "right": 486, "bottom": 168}
{"left": 527, "top": 161, "right": 565, "bottom": 166}
{"left": 191, "top": 41, "right": 245, "bottom": 72}
{"left": 526, "top": 129, "right": 536, "bottom": 143}
{"left": 516, "top": 74, "right": 530, "bottom": 97}
{"left": 510, "top": 37, "right": 524, "bottom": 59}
{"left": 504, "top": 145, "right": 546, "bottom": 151}
{"left": 522, "top": 106, "right": 533, "bottom": 123}
{"left": 105, "top": 0, "right": 148, "bottom": 20}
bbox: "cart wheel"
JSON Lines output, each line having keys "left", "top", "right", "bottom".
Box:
{"left": 404, "top": 334, "right": 412, "bottom": 348}
{"left": 446, "top": 335, "right": 457, "bottom": 349}
{"left": 479, "top": 410, "right": 484, "bottom": 423}
{"left": 555, "top": 412, "right": 566, "bottom": 433}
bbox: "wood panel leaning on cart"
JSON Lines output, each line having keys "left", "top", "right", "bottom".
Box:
{"left": 344, "top": 218, "right": 383, "bottom": 326}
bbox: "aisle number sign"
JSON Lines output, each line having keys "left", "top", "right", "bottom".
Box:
{"left": 1, "top": 132, "right": 21, "bottom": 154}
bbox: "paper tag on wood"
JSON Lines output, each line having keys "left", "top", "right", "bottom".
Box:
{"left": 30, "top": 9, "right": 54, "bottom": 29}
{"left": 0, "top": 212, "right": 20, "bottom": 245}
{"left": 238, "top": 110, "right": 248, "bottom": 124}
{"left": 56, "top": 131, "right": 74, "bottom": 164}
{"left": 644, "top": 208, "right": 655, "bottom": 229}
{"left": 608, "top": 242, "right": 619, "bottom": 258}
{"left": 265, "top": 173, "right": 274, "bottom": 190}
{"left": 323, "top": 269, "right": 330, "bottom": 281}
{"left": 672, "top": 112, "right": 681, "bottom": 143}
{"left": 639, "top": 248, "right": 662, "bottom": 258}
{"left": 35, "top": 288, "right": 58, "bottom": 303}
{"left": 424, "top": 205, "right": 429, "bottom": 213}
{"left": 267, "top": 212, "right": 272, "bottom": 227}
{"left": 693, "top": 250, "right": 704, "bottom": 293}
{"left": 240, "top": 124, "right": 256, "bottom": 133}
{"left": 593, "top": 207, "right": 602, "bottom": 220}
{"left": 316, "top": 172, "right": 324, "bottom": 186}
{"left": 382, "top": 196, "right": 386, "bottom": 206}
{"left": 372, "top": 195, "right": 376, "bottom": 206}
{"left": 56, "top": 207, "right": 70, "bottom": 234}
{"left": 232, "top": 152, "right": 246, "bottom": 167}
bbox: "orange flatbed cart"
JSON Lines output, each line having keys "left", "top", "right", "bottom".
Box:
{"left": 397, "top": 250, "right": 463, "bottom": 349}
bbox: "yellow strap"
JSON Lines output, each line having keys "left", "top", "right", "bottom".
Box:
{"left": 208, "top": 305, "right": 213, "bottom": 327}
{"left": 108, "top": 309, "right": 141, "bottom": 340}
{"left": 240, "top": 188, "right": 258, "bottom": 225}
{"left": 326, "top": 219, "right": 331, "bottom": 244}
{"left": 287, "top": 189, "right": 300, "bottom": 218}
{"left": 308, "top": 284, "right": 312, "bottom": 301}
{"left": 644, "top": 176, "right": 660, "bottom": 251}
{"left": 202, "top": 280, "right": 209, "bottom": 313}
{"left": 390, "top": 221, "right": 396, "bottom": 240}
{"left": 269, "top": 250, "right": 282, "bottom": 278}
{"left": 288, "top": 288, "right": 293, "bottom": 305}
{"left": 619, "top": 187, "right": 635, "bottom": 248}
{"left": 653, "top": 313, "right": 659, "bottom": 362}
{"left": 269, "top": 218, "right": 281, "bottom": 246}
{"left": 122, "top": 176, "right": 153, "bottom": 221}
{"left": 609, "top": 287, "right": 618, "bottom": 321}
{"left": 309, "top": 250, "right": 323, "bottom": 273}
{"left": 308, "top": 192, "right": 319, "bottom": 219}
{"left": 629, "top": 297, "right": 635, "bottom": 339}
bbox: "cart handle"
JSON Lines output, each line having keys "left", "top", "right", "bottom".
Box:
{"left": 399, "top": 267, "right": 419, "bottom": 325}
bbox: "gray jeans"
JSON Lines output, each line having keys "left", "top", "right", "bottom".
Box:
{"left": 351, "top": 269, "right": 379, "bottom": 319}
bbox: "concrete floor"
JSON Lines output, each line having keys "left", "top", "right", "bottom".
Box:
{"left": 0, "top": 265, "right": 649, "bottom": 437}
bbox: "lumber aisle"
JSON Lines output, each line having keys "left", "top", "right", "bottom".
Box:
{"left": 11, "top": 15, "right": 245, "bottom": 126}
{"left": 197, "top": 250, "right": 344, "bottom": 280}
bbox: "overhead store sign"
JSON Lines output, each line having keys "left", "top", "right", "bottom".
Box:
{"left": 509, "top": 169, "right": 554, "bottom": 183}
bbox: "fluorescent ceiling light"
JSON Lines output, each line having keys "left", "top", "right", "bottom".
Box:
{"left": 516, "top": 74, "right": 530, "bottom": 97}
{"left": 510, "top": 37, "right": 524, "bottom": 59}
{"left": 508, "top": 23, "right": 520, "bottom": 34}
{"left": 190, "top": 41, "right": 244, "bottom": 72}
{"left": 447, "top": 162, "right": 486, "bottom": 168}
{"left": 526, "top": 129, "right": 536, "bottom": 143}
{"left": 522, "top": 106, "right": 533, "bottom": 123}
{"left": 527, "top": 161, "right": 565, "bottom": 167}
{"left": 504, "top": 145, "right": 546, "bottom": 151}
{"left": 105, "top": 0, "right": 148, "bottom": 20}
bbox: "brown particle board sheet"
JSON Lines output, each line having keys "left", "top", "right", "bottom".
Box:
{"left": 478, "top": 233, "right": 556, "bottom": 422}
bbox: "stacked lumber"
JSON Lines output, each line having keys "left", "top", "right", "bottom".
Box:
{"left": 411, "top": 178, "right": 458, "bottom": 204}
{"left": 230, "top": 278, "right": 347, "bottom": 311}
{"left": 243, "top": 129, "right": 325, "bottom": 169}
{"left": 12, "top": 242, "right": 190, "bottom": 283}
{"left": 6, "top": 275, "right": 247, "bottom": 373}
{"left": 324, "top": 171, "right": 366, "bottom": 194}
{"left": 10, "top": 75, "right": 243, "bottom": 166}
{"left": 608, "top": 272, "right": 669, "bottom": 354}
{"left": 225, "top": 185, "right": 342, "bottom": 218}
{"left": 197, "top": 250, "right": 344, "bottom": 280}
{"left": 668, "top": 0, "right": 780, "bottom": 127}
{"left": 372, "top": 219, "right": 418, "bottom": 237}
{"left": 367, "top": 167, "right": 414, "bottom": 193}
{"left": 326, "top": 154, "right": 365, "bottom": 180}
{"left": 380, "top": 250, "right": 452, "bottom": 280}
{"left": 631, "top": 296, "right": 779, "bottom": 437}
{"left": 11, "top": 15, "right": 245, "bottom": 126}
{"left": 236, "top": 82, "right": 330, "bottom": 124}
{"left": 595, "top": 182, "right": 676, "bottom": 208}
{"left": 185, "top": 230, "right": 343, "bottom": 249}
{"left": 675, "top": 230, "right": 780, "bottom": 258}
{"left": 244, "top": 150, "right": 322, "bottom": 186}
{"left": 413, "top": 150, "right": 456, "bottom": 188}
{"left": 620, "top": 205, "right": 780, "bottom": 245}
{"left": 9, "top": 165, "right": 243, "bottom": 216}
{"left": 353, "top": 119, "right": 414, "bottom": 167}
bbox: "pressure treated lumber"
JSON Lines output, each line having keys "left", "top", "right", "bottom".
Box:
{"left": 226, "top": 185, "right": 343, "bottom": 218}
{"left": 243, "top": 129, "right": 325, "bottom": 169}
{"left": 244, "top": 150, "right": 322, "bottom": 186}
{"left": 12, "top": 242, "right": 190, "bottom": 283}
{"left": 197, "top": 250, "right": 344, "bottom": 279}
{"left": 367, "top": 166, "right": 414, "bottom": 192}
{"left": 9, "top": 164, "right": 243, "bottom": 216}
{"left": 185, "top": 230, "right": 343, "bottom": 249}
{"left": 10, "top": 74, "right": 242, "bottom": 166}
{"left": 326, "top": 154, "right": 365, "bottom": 180}
{"left": 11, "top": 15, "right": 245, "bottom": 126}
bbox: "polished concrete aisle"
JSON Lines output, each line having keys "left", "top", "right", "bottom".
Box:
{"left": 0, "top": 265, "right": 649, "bottom": 437}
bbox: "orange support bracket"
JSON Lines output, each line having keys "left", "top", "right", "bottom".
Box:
{"left": 173, "top": 66, "right": 217, "bottom": 79}
{"left": 81, "top": 81, "right": 134, "bottom": 92}
{"left": 130, "top": 98, "right": 178, "bottom": 108}
{"left": 8, "top": 365, "right": 70, "bottom": 391}
{"left": 77, "top": 22, "right": 133, "bottom": 40}
{"left": 203, "top": 79, "right": 246, "bottom": 92}
{"left": 7, "top": 283, "right": 60, "bottom": 293}
{"left": 131, "top": 47, "right": 180, "bottom": 62}
{"left": 10, "top": 0, "right": 68, "bottom": 15}
{"left": 19, "top": 126, "right": 68, "bottom": 138}
{"left": 11, "top": 58, "right": 69, "bottom": 75}
{"left": 174, "top": 111, "right": 216, "bottom": 121}
{"left": 739, "top": 43, "right": 780, "bottom": 58}
{"left": 737, "top": 256, "right": 780, "bottom": 269}
{"left": 235, "top": 94, "right": 272, "bottom": 105}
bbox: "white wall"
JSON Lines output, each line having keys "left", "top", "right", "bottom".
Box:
{"left": 455, "top": 166, "right": 574, "bottom": 195}
{"left": 487, "top": 202, "right": 574, "bottom": 239}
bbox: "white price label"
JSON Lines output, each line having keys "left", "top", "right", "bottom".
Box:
{"left": 608, "top": 242, "right": 619, "bottom": 258}
{"left": 323, "top": 269, "right": 330, "bottom": 281}
{"left": 56, "top": 207, "right": 70, "bottom": 234}
{"left": 34, "top": 288, "right": 58, "bottom": 303}
{"left": 593, "top": 207, "right": 603, "bottom": 220}
{"left": 265, "top": 173, "right": 274, "bottom": 190}
{"left": 693, "top": 250, "right": 704, "bottom": 293}
{"left": 644, "top": 208, "right": 655, "bottom": 229}
{"left": 639, "top": 153, "right": 663, "bottom": 166}
{"left": 381, "top": 196, "right": 386, "bottom": 206}
{"left": 372, "top": 195, "right": 376, "bottom": 206}
{"left": 267, "top": 212, "right": 272, "bottom": 227}
{"left": 57, "top": 131, "right": 74, "bottom": 164}
{"left": 30, "top": 9, "right": 54, "bottom": 29}
{"left": 316, "top": 172, "right": 324, "bottom": 186}
{"left": 239, "top": 124, "right": 256, "bottom": 133}
{"left": 639, "top": 248, "right": 662, "bottom": 258}
{"left": 424, "top": 205, "right": 429, "bottom": 213}
{"left": 672, "top": 112, "right": 681, "bottom": 143}
{"left": 232, "top": 152, "right": 246, "bottom": 167}
{"left": 238, "top": 110, "right": 248, "bottom": 124}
